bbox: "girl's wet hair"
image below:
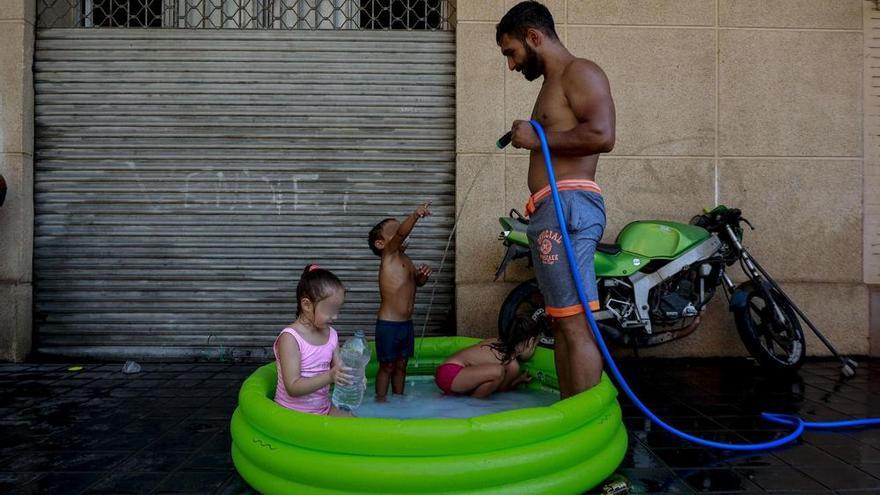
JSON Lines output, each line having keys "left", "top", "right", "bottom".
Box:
{"left": 489, "top": 316, "right": 540, "bottom": 364}
{"left": 296, "top": 264, "right": 345, "bottom": 316}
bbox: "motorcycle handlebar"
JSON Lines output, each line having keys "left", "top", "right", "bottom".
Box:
{"left": 693, "top": 207, "right": 752, "bottom": 232}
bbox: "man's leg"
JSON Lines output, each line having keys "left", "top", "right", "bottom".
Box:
{"left": 559, "top": 191, "right": 606, "bottom": 395}
{"left": 552, "top": 321, "right": 573, "bottom": 398}
{"left": 556, "top": 313, "right": 603, "bottom": 394}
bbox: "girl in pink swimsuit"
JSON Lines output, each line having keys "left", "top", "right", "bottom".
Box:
{"left": 274, "top": 264, "right": 354, "bottom": 416}
{"left": 435, "top": 317, "right": 540, "bottom": 398}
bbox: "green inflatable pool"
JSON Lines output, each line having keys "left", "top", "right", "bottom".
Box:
{"left": 231, "top": 337, "right": 627, "bottom": 494}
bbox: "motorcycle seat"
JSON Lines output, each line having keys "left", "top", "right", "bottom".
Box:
{"left": 597, "top": 243, "right": 621, "bottom": 255}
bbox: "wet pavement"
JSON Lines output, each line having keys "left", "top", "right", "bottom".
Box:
{"left": 0, "top": 358, "right": 878, "bottom": 494}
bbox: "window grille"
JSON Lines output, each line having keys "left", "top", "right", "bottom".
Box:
{"left": 37, "top": 0, "right": 456, "bottom": 30}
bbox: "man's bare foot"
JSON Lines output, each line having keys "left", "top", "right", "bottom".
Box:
{"left": 375, "top": 395, "right": 387, "bottom": 403}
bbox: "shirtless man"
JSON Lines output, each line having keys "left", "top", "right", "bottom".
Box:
{"left": 496, "top": 1, "right": 616, "bottom": 397}
{"left": 368, "top": 204, "right": 433, "bottom": 401}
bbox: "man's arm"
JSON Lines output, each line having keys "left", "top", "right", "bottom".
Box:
{"left": 384, "top": 204, "right": 431, "bottom": 254}
{"left": 512, "top": 60, "right": 615, "bottom": 156}
{"left": 549, "top": 60, "right": 615, "bottom": 156}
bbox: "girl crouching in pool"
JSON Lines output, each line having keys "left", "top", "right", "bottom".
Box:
{"left": 274, "top": 264, "right": 353, "bottom": 416}
{"left": 434, "top": 317, "right": 539, "bottom": 398}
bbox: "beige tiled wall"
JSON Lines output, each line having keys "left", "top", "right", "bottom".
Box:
{"left": 455, "top": 0, "right": 869, "bottom": 355}
{"left": 0, "top": 0, "right": 34, "bottom": 361}
{"left": 718, "top": 30, "right": 861, "bottom": 157}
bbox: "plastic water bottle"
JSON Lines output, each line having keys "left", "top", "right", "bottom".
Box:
{"left": 331, "top": 330, "right": 372, "bottom": 411}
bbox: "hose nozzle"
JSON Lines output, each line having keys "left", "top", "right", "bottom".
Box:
{"left": 496, "top": 131, "right": 512, "bottom": 149}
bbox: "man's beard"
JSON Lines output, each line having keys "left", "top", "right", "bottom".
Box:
{"left": 520, "top": 43, "right": 544, "bottom": 81}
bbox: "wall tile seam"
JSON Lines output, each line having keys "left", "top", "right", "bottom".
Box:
{"left": 457, "top": 152, "right": 501, "bottom": 157}
{"left": 715, "top": 0, "right": 720, "bottom": 206}
{"left": 718, "top": 26, "right": 862, "bottom": 32}
{"left": 596, "top": 156, "right": 862, "bottom": 161}
{"left": 1, "top": 152, "right": 35, "bottom": 158}
{"left": 502, "top": 18, "right": 507, "bottom": 232}
{"left": 603, "top": 155, "right": 716, "bottom": 159}
{"left": 0, "top": 19, "right": 35, "bottom": 26}
{"left": 562, "top": 24, "right": 861, "bottom": 32}
{"left": 487, "top": 156, "right": 864, "bottom": 162}
{"left": 561, "top": 0, "right": 567, "bottom": 43}
{"left": 865, "top": 3, "right": 879, "bottom": 287}
{"left": 716, "top": 156, "right": 864, "bottom": 160}
{"left": 1, "top": 147, "right": 35, "bottom": 160}
{"left": 459, "top": 155, "right": 865, "bottom": 162}
{"left": 474, "top": 157, "right": 864, "bottom": 162}
{"left": 725, "top": 281, "right": 869, "bottom": 287}
{"left": 568, "top": 24, "right": 715, "bottom": 29}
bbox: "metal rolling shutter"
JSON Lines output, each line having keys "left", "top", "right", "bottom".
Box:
{"left": 33, "top": 29, "right": 455, "bottom": 359}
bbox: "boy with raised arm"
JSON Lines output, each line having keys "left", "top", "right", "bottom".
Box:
{"left": 367, "top": 203, "right": 433, "bottom": 401}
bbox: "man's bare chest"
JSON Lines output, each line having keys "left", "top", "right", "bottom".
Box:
{"left": 531, "top": 84, "right": 577, "bottom": 131}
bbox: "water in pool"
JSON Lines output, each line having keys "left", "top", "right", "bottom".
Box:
{"left": 356, "top": 376, "right": 559, "bottom": 419}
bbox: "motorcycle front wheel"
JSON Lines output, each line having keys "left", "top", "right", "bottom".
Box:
{"left": 497, "top": 279, "right": 554, "bottom": 346}
{"left": 733, "top": 281, "right": 805, "bottom": 371}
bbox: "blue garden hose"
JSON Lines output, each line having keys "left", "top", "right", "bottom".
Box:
{"left": 529, "top": 119, "right": 880, "bottom": 450}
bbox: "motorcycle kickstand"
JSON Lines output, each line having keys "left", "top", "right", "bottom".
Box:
{"left": 752, "top": 263, "right": 858, "bottom": 378}
{"left": 787, "top": 299, "right": 858, "bottom": 378}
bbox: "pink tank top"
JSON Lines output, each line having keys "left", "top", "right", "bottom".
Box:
{"left": 273, "top": 326, "right": 338, "bottom": 415}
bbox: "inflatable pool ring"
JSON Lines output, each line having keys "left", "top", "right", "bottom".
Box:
{"left": 231, "top": 336, "right": 627, "bottom": 494}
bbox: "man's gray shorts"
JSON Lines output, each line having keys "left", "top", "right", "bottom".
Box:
{"left": 526, "top": 184, "right": 605, "bottom": 318}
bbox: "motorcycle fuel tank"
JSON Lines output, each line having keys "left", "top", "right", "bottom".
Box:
{"left": 616, "top": 221, "right": 710, "bottom": 259}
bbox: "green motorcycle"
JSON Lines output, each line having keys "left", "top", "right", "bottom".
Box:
{"left": 496, "top": 205, "right": 856, "bottom": 374}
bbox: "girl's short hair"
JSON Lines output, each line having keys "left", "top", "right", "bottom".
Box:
{"left": 489, "top": 316, "right": 540, "bottom": 364}
{"left": 296, "top": 264, "right": 345, "bottom": 315}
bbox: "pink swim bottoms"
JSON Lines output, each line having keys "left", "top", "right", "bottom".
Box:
{"left": 435, "top": 363, "right": 464, "bottom": 394}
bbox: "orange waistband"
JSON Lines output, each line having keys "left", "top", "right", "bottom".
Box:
{"left": 525, "top": 180, "right": 602, "bottom": 216}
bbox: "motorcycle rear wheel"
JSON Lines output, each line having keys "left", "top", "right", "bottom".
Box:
{"left": 733, "top": 282, "right": 805, "bottom": 371}
{"left": 497, "top": 279, "right": 554, "bottom": 346}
